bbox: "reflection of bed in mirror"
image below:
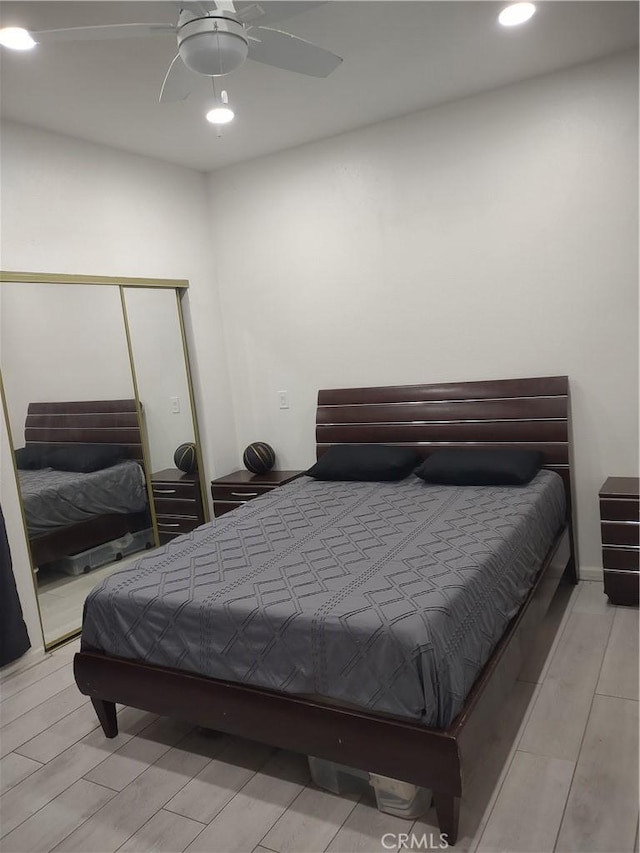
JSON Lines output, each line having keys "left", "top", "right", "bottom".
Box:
{"left": 16, "top": 399, "right": 153, "bottom": 568}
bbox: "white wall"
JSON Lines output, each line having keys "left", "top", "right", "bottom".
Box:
{"left": 1, "top": 122, "right": 238, "bottom": 649}
{"left": 208, "top": 50, "right": 639, "bottom": 577}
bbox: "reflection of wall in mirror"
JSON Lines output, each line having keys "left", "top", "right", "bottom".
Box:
{"left": 1, "top": 284, "right": 135, "bottom": 445}
{"left": 124, "top": 288, "right": 195, "bottom": 472}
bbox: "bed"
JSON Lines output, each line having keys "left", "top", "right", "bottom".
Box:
{"left": 18, "top": 399, "right": 151, "bottom": 566}
{"left": 74, "top": 376, "right": 577, "bottom": 844}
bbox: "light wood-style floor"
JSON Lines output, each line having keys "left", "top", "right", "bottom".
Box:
{"left": 0, "top": 581, "right": 637, "bottom": 853}
{"left": 37, "top": 554, "right": 149, "bottom": 646}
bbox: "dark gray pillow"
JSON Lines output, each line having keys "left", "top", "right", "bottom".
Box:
{"left": 307, "top": 445, "right": 420, "bottom": 482}
{"left": 14, "top": 445, "right": 48, "bottom": 470}
{"left": 414, "top": 449, "right": 544, "bottom": 486}
{"left": 46, "top": 444, "right": 131, "bottom": 473}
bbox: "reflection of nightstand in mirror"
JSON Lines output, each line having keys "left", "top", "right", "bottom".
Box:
{"left": 211, "top": 470, "right": 303, "bottom": 518}
{"left": 151, "top": 469, "right": 204, "bottom": 544}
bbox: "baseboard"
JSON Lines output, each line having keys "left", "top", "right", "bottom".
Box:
{"left": 578, "top": 566, "right": 603, "bottom": 583}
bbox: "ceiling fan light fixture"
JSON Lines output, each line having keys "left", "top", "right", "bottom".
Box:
{"left": 207, "top": 86, "right": 234, "bottom": 125}
{"left": 206, "top": 105, "right": 235, "bottom": 124}
{"left": 178, "top": 15, "right": 248, "bottom": 76}
{"left": 0, "top": 26, "right": 36, "bottom": 50}
{"left": 498, "top": 3, "right": 536, "bottom": 26}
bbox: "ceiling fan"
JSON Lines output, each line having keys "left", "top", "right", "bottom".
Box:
{"left": 0, "top": 1, "right": 342, "bottom": 103}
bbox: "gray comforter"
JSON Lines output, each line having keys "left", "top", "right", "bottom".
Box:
{"left": 18, "top": 461, "right": 147, "bottom": 537}
{"left": 82, "top": 471, "right": 565, "bottom": 727}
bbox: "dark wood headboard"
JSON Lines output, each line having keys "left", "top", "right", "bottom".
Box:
{"left": 24, "top": 399, "right": 145, "bottom": 465}
{"left": 316, "top": 375, "right": 571, "bottom": 493}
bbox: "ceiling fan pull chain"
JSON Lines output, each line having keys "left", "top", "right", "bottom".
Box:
{"left": 215, "top": 24, "right": 224, "bottom": 76}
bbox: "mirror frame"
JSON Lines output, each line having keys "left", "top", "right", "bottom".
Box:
{"left": 0, "top": 270, "right": 210, "bottom": 649}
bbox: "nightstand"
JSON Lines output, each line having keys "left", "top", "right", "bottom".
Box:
{"left": 151, "top": 469, "right": 205, "bottom": 544}
{"left": 211, "top": 470, "right": 303, "bottom": 518}
{"left": 599, "top": 477, "right": 639, "bottom": 607}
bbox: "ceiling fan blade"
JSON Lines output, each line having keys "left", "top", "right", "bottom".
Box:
{"left": 235, "top": 2, "right": 326, "bottom": 27}
{"left": 159, "top": 54, "right": 199, "bottom": 102}
{"left": 32, "top": 23, "right": 175, "bottom": 44}
{"left": 214, "top": 1, "right": 238, "bottom": 15}
{"left": 169, "top": 2, "right": 213, "bottom": 16}
{"left": 247, "top": 26, "right": 341, "bottom": 77}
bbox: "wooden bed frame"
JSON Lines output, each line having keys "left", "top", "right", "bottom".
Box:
{"left": 74, "top": 376, "right": 576, "bottom": 844}
{"left": 22, "top": 399, "right": 150, "bottom": 567}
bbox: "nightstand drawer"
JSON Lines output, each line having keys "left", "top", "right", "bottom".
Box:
{"left": 603, "top": 546, "right": 640, "bottom": 571}
{"left": 604, "top": 571, "right": 639, "bottom": 606}
{"left": 151, "top": 468, "right": 205, "bottom": 540}
{"left": 213, "top": 501, "right": 244, "bottom": 518}
{"left": 600, "top": 477, "right": 639, "bottom": 607}
{"left": 211, "top": 471, "right": 303, "bottom": 522}
{"left": 152, "top": 481, "right": 198, "bottom": 501}
{"left": 153, "top": 496, "right": 199, "bottom": 516}
{"left": 599, "top": 498, "right": 639, "bottom": 522}
{"left": 211, "top": 484, "right": 274, "bottom": 502}
{"left": 601, "top": 521, "right": 640, "bottom": 547}
{"left": 156, "top": 515, "right": 200, "bottom": 536}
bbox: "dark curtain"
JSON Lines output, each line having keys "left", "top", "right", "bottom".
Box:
{"left": 0, "top": 504, "right": 31, "bottom": 666}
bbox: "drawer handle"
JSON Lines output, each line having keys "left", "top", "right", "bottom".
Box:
{"left": 154, "top": 489, "right": 177, "bottom": 495}
{"left": 231, "top": 491, "right": 258, "bottom": 497}
{"left": 158, "top": 523, "right": 181, "bottom": 528}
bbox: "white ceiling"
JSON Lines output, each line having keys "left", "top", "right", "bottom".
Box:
{"left": 1, "top": 1, "right": 637, "bottom": 172}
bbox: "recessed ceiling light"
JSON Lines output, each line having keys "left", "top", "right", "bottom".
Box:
{"left": 0, "top": 27, "right": 36, "bottom": 50}
{"left": 498, "top": 3, "right": 536, "bottom": 27}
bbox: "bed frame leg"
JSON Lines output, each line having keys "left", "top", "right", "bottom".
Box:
{"left": 433, "top": 792, "right": 460, "bottom": 846}
{"left": 564, "top": 525, "right": 578, "bottom": 585}
{"left": 91, "top": 698, "right": 118, "bottom": 738}
{"left": 563, "top": 555, "right": 578, "bottom": 585}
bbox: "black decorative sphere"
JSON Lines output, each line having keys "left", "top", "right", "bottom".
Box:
{"left": 174, "top": 443, "right": 197, "bottom": 473}
{"left": 243, "top": 442, "right": 275, "bottom": 474}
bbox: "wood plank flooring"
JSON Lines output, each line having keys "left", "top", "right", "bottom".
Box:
{"left": 0, "top": 582, "right": 637, "bottom": 853}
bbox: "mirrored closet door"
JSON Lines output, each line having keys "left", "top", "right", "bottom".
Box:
{"left": 0, "top": 274, "right": 208, "bottom": 648}
{"left": 123, "top": 287, "right": 206, "bottom": 545}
